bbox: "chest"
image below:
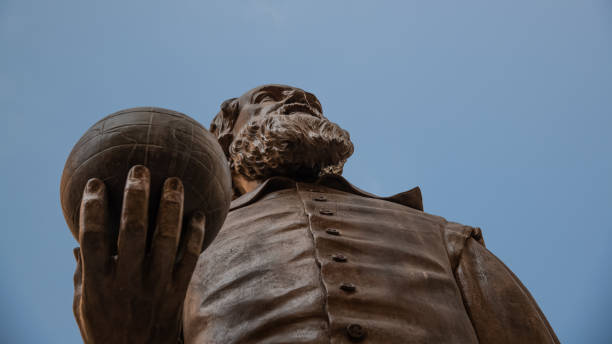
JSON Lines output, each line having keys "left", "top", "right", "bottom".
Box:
{"left": 184, "top": 186, "right": 476, "bottom": 343}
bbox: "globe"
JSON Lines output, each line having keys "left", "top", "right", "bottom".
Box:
{"left": 60, "top": 107, "right": 232, "bottom": 252}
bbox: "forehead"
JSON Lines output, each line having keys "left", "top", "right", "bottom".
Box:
{"left": 238, "top": 84, "right": 309, "bottom": 104}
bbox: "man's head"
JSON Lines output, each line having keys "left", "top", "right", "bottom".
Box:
{"left": 210, "top": 84, "right": 354, "bottom": 192}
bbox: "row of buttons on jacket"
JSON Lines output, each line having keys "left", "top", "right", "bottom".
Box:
{"left": 313, "top": 194, "right": 367, "bottom": 342}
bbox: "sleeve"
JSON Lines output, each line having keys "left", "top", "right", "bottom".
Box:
{"left": 444, "top": 222, "right": 559, "bottom": 344}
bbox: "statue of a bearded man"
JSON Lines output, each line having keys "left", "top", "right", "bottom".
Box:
{"left": 73, "top": 84, "right": 559, "bottom": 343}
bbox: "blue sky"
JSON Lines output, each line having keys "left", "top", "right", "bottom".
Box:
{"left": 1, "top": 0, "right": 611, "bottom": 343}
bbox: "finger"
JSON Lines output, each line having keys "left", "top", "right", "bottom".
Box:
{"left": 79, "top": 178, "right": 110, "bottom": 282}
{"left": 174, "top": 212, "right": 205, "bottom": 291}
{"left": 116, "top": 165, "right": 150, "bottom": 286}
{"left": 73, "top": 247, "right": 82, "bottom": 289}
{"left": 149, "top": 178, "right": 184, "bottom": 286}
{"left": 72, "top": 247, "right": 83, "bottom": 327}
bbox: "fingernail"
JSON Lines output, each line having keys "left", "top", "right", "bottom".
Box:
{"left": 86, "top": 178, "right": 103, "bottom": 193}
{"left": 129, "top": 165, "right": 149, "bottom": 179}
{"left": 164, "top": 177, "right": 182, "bottom": 192}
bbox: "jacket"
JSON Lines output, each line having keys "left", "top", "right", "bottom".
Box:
{"left": 183, "top": 175, "right": 559, "bottom": 343}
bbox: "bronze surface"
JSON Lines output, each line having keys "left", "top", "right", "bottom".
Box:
{"left": 65, "top": 85, "right": 559, "bottom": 343}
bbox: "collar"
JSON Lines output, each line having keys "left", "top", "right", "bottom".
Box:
{"left": 230, "top": 174, "right": 423, "bottom": 212}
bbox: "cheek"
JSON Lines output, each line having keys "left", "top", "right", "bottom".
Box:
{"left": 232, "top": 110, "right": 254, "bottom": 136}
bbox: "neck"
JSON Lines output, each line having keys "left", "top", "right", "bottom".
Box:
{"left": 232, "top": 174, "right": 262, "bottom": 197}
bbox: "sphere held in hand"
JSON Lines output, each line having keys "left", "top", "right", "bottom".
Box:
{"left": 60, "top": 107, "right": 232, "bottom": 252}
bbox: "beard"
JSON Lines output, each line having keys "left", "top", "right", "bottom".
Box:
{"left": 229, "top": 113, "right": 354, "bottom": 181}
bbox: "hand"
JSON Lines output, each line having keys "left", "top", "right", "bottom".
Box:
{"left": 73, "top": 165, "right": 205, "bottom": 344}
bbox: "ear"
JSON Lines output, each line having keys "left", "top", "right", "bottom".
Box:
{"left": 210, "top": 98, "right": 239, "bottom": 157}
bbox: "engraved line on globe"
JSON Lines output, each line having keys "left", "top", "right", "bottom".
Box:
{"left": 105, "top": 109, "right": 206, "bottom": 129}
{"left": 143, "top": 113, "right": 153, "bottom": 166}
{"left": 64, "top": 144, "right": 230, "bottom": 227}
{"left": 74, "top": 123, "right": 210, "bottom": 150}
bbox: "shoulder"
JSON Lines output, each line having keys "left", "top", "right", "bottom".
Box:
{"left": 443, "top": 221, "right": 485, "bottom": 270}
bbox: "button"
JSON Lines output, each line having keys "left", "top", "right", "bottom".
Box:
{"left": 346, "top": 323, "right": 366, "bottom": 341}
{"left": 332, "top": 254, "right": 347, "bottom": 262}
{"left": 313, "top": 196, "right": 327, "bottom": 202}
{"left": 340, "top": 283, "right": 356, "bottom": 292}
{"left": 319, "top": 209, "right": 334, "bottom": 215}
{"left": 326, "top": 228, "right": 340, "bottom": 236}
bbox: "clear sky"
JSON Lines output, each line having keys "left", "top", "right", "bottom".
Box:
{"left": 1, "top": 0, "right": 610, "bottom": 343}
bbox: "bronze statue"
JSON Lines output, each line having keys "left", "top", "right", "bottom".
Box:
{"left": 69, "top": 84, "right": 559, "bottom": 343}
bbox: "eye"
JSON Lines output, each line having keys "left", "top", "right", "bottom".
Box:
{"left": 254, "top": 93, "right": 275, "bottom": 104}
